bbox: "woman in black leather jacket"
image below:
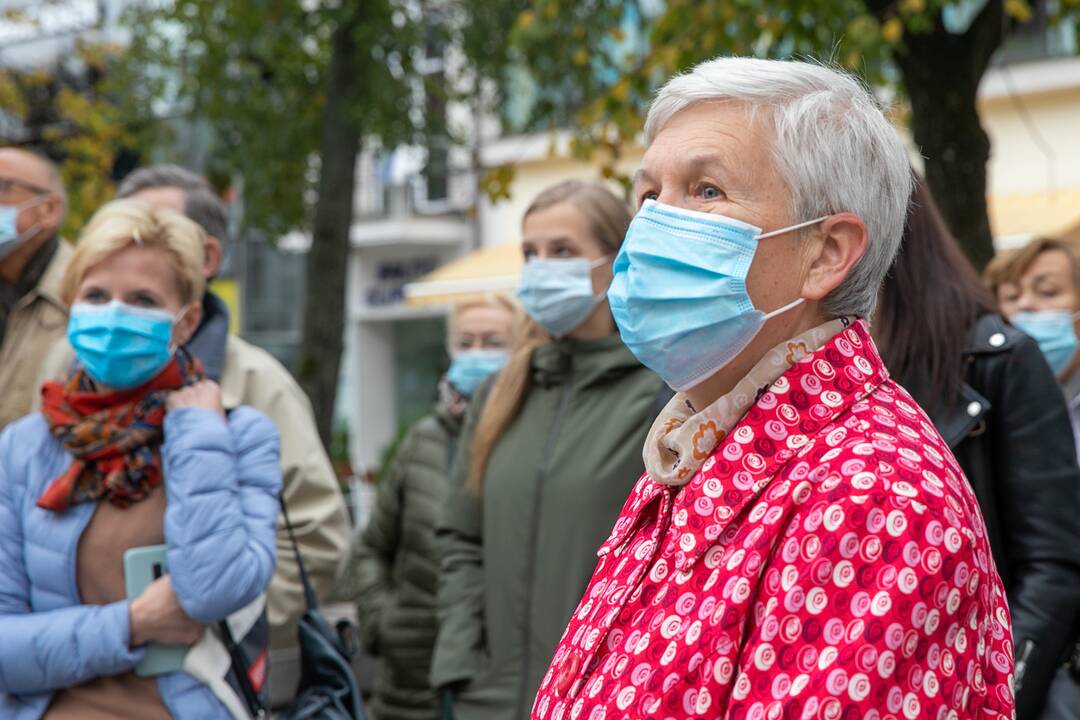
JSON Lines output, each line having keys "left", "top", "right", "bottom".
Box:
{"left": 876, "top": 175, "right": 1080, "bottom": 720}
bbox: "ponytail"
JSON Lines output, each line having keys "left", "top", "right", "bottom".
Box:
{"left": 467, "top": 316, "right": 549, "bottom": 491}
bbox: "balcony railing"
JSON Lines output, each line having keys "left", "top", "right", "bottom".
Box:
{"left": 354, "top": 172, "right": 475, "bottom": 220}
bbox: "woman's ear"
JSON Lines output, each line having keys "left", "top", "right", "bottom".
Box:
{"left": 800, "top": 213, "right": 869, "bottom": 302}
{"left": 172, "top": 302, "right": 203, "bottom": 348}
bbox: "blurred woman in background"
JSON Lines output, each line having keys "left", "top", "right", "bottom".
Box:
{"left": 340, "top": 294, "right": 519, "bottom": 720}
{"left": 986, "top": 237, "right": 1080, "bottom": 455}
{"left": 430, "top": 180, "right": 666, "bottom": 720}
{"left": 982, "top": 235, "right": 1080, "bottom": 719}
{"left": 876, "top": 177, "right": 1080, "bottom": 720}
{"left": 0, "top": 200, "right": 281, "bottom": 719}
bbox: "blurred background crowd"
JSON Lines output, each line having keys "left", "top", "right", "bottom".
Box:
{"left": 1, "top": 1, "right": 1080, "bottom": 719}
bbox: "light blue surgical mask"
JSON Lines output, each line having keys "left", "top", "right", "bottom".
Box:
{"left": 0, "top": 195, "right": 47, "bottom": 260}
{"left": 68, "top": 300, "right": 186, "bottom": 389}
{"left": 447, "top": 349, "right": 510, "bottom": 397}
{"left": 609, "top": 200, "right": 826, "bottom": 391}
{"left": 516, "top": 256, "right": 609, "bottom": 337}
{"left": 1011, "top": 310, "right": 1080, "bottom": 374}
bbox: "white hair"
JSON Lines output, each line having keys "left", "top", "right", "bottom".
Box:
{"left": 645, "top": 57, "right": 913, "bottom": 319}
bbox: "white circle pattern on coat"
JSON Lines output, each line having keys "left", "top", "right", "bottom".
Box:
{"left": 533, "top": 321, "right": 1014, "bottom": 720}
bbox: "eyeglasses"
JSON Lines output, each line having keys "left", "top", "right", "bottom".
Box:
{"left": 0, "top": 176, "right": 51, "bottom": 197}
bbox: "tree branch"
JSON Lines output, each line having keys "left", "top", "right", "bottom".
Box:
{"left": 862, "top": 0, "right": 898, "bottom": 23}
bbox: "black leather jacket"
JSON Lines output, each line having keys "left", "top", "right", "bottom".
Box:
{"left": 903, "top": 313, "right": 1080, "bottom": 719}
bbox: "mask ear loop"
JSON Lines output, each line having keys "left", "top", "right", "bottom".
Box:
{"left": 589, "top": 254, "right": 613, "bottom": 302}
{"left": 755, "top": 217, "right": 829, "bottom": 320}
{"left": 756, "top": 215, "right": 830, "bottom": 240}
{"left": 168, "top": 304, "right": 193, "bottom": 355}
{"left": 12, "top": 194, "right": 52, "bottom": 244}
{"left": 762, "top": 297, "right": 805, "bottom": 320}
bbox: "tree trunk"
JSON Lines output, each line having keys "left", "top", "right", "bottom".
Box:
{"left": 893, "top": 0, "right": 1006, "bottom": 270}
{"left": 297, "top": 3, "right": 364, "bottom": 449}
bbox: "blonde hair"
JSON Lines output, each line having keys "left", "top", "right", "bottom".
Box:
{"left": 61, "top": 199, "right": 207, "bottom": 306}
{"left": 467, "top": 180, "right": 632, "bottom": 492}
{"left": 447, "top": 293, "right": 524, "bottom": 353}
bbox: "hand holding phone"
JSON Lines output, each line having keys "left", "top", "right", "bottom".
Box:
{"left": 124, "top": 544, "right": 203, "bottom": 676}
{"left": 129, "top": 575, "right": 203, "bottom": 647}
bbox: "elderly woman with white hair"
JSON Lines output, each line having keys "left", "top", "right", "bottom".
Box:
{"left": 531, "top": 58, "right": 1014, "bottom": 719}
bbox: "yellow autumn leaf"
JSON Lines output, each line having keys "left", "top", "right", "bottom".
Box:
{"left": 1004, "top": 0, "right": 1033, "bottom": 22}
{"left": 900, "top": 0, "right": 926, "bottom": 13}
{"left": 572, "top": 47, "right": 589, "bottom": 66}
{"left": 610, "top": 78, "right": 630, "bottom": 103}
{"left": 882, "top": 17, "right": 904, "bottom": 44}
{"left": 516, "top": 10, "right": 536, "bottom": 30}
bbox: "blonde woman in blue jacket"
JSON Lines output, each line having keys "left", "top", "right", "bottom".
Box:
{"left": 0, "top": 199, "right": 281, "bottom": 719}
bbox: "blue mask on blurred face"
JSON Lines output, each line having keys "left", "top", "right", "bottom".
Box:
{"left": 447, "top": 349, "right": 510, "bottom": 397}
{"left": 1011, "top": 310, "right": 1079, "bottom": 374}
{"left": 608, "top": 200, "right": 826, "bottom": 391}
{"left": 68, "top": 300, "right": 184, "bottom": 389}
{"left": 516, "top": 257, "right": 608, "bottom": 337}
{"left": 0, "top": 195, "right": 47, "bottom": 259}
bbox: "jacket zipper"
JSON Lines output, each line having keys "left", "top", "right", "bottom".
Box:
{"left": 516, "top": 354, "right": 575, "bottom": 719}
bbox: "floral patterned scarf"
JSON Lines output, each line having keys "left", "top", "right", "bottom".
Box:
{"left": 37, "top": 351, "right": 205, "bottom": 512}
{"left": 437, "top": 373, "right": 470, "bottom": 421}
{"left": 644, "top": 318, "right": 851, "bottom": 486}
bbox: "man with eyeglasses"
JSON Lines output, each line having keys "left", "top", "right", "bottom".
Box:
{"left": 0, "top": 147, "right": 69, "bottom": 431}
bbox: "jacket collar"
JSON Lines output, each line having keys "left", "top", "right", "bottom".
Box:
{"left": 598, "top": 319, "right": 890, "bottom": 571}
{"left": 932, "top": 313, "right": 1019, "bottom": 448}
{"left": 932, "top": 382, "right": 990, "bottom": 449}
{"left": 16, "top": 238, "right": 71, "bottom": 314}
{"left": 531, "top": 333, "right": 642, "bottom": 388}
{"left": 184, "top": 291, "right": 231, "bottom": 382}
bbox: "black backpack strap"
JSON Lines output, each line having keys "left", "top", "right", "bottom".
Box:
{"left": 279, "top": 492, "right": 319, "bottom": 612}
{"left": 218, "top": 619, "right": 268, "bottom": 719}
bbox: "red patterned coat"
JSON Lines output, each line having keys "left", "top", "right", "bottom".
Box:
{"left": 532, "top": 321, "right": 1014, "bottom": 720}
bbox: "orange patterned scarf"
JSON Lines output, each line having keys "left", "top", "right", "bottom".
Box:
{"left": 37, "top": 352, "right": 205, "bottom": 512}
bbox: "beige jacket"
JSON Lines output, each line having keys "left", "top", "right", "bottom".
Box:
{"left": 37, "top": 329, "right": 351, "bottom": 650}
{"left": 0, "top": 241, "right": 72, "bottom": 432}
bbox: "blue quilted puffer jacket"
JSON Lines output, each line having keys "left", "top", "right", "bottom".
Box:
{"left": 0, "top": 406, "right": 281, "bottom": 719}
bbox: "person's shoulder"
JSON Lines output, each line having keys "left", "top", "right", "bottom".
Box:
{"left": 409, "top": 413, "right": 447, "bottom": 442}
{"left": 224, "top": 334, "right": 296, "bottom": 381}
{"left": 796, "top": 380, "right": 965, "bottom": 512}
{"left": 0, "top": 414, "right": 59, "bottom": 489}
{"left": 1, "top": 413, "right": 53, "bottom": 450}
{"left": 966, "top": 312, "right": 1028, "bottom": 356}
{"left": 224, "top": 405, "right": 280, "bottom": 448}
{"left": 221, "top": 334, "right": 308, "bottom": 410}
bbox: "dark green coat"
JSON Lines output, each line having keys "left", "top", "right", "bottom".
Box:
{"left": 342, "top": 401, "right": 463, "bottom": 720}
{"left": 431, "top": 334, "right": 665, "bottom": 720}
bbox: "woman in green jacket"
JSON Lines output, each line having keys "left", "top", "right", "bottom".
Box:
{"left": 341, "top": 295, "right": 520, "bottom": 720}
{"left": 431, "top": 180, "right": 666, "bottom": 720}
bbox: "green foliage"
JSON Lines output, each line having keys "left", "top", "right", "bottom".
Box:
{"left": 0, "top": 41, "right": 155, "bottom": 238}
{"left": 470, "top": 0, "right": 1077, "bottom": 185}
{"left": 120, "top": 0, "right": 425, "bottom": 240}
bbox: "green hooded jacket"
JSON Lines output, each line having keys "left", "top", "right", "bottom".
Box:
{"left": 340, "top": 399, "right": 464, "bottom": 720}
{"left": 431, "top": 334, "right": 665, "bottom": 720}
